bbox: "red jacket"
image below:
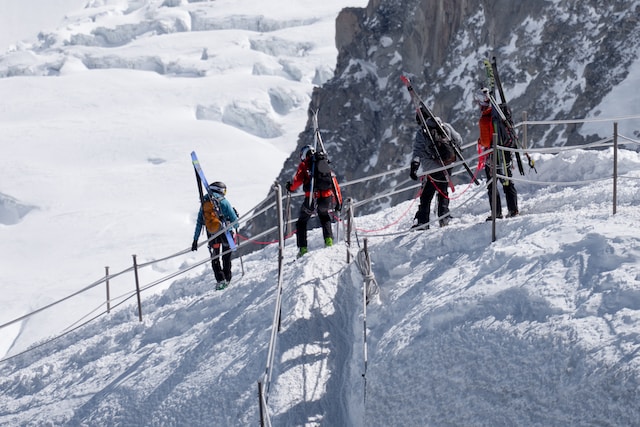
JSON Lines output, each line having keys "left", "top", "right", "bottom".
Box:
{"left": 478, "top": 105, "right": 494, "bottom": 149}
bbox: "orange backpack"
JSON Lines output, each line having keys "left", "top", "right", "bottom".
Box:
{"left": 202, "top": 198, "right": 223, "bottom": 234}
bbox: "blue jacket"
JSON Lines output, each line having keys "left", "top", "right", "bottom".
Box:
{"left": 193, "top": 193, "right": 239, "bottom": 240}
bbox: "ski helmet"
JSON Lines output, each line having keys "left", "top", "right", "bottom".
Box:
{"left": 475, "top": 88, "right": 490, "bottom": 108}
{"left": 209, "top": 181, "right": 227, "bottom": 195}
{"left": 300, "top": 145, "right": 315, "bottom": 161}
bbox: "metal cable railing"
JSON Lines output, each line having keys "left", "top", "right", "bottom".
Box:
{"left": 7, "top": 120, "right": 632, "bottom": 346}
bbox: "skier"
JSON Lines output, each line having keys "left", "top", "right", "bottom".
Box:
{"left": 477, "top": 88, "right": 519, "bottom": 220}
{"left": 191, "top": 181, "right": 239, "bottom": 289}
{"left": 286, "top": 145, "right": 341, "bottom": 258}
{"left": 409, "top": 106, "right": 462, "bottom": 229}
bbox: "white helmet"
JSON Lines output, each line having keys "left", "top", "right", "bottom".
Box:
{"left": 475, "top": 88, "right": 490, "bottom": 108}
{"left": 300, "top": 145, "right": 315, "bottom": 161}
{"left": 209, "top": 181, "right": 226, "bottom": 195}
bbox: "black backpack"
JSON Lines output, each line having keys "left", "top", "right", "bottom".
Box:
{"left": 423, "top": 119, "right": 457, "bottom": 165}
{"left": 492, "top": 103, "right": 515, "bottom": 148}
{"left": 312, "top": 152, "right": 333, "bottom": 191}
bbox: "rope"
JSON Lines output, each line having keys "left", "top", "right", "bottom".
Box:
{"left": 355, "top": 248, "right": 380, "bottom": 303}
{"left": 0, "top": 291, "right": 139, "bottom": 363}
{"left": 495, "top": 172, "right": 612, "bottom": 186}
{"left": 354, "top": 186, "right": 422, "bottom": 233}
{"left": 356, "top": 180, "right": 486, "bottom": 239}
{"left": 500, "top": 138, "right": 613, "bottom": 154}
{"left": 515, "top": 113, "right": 640, "bottom": 127}
{"left": 619, "top": 134, "right": 640, "bottom": 145}
{"left": 236, "top": 230, "right": 296, "bottom": 246}
{"left": 429, "top": 172, "right": 479, "bottom": 201}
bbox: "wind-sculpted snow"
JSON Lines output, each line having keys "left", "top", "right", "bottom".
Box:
{"left": 0, "top": 193, "right": 35, "bottom": 225}
{"left": 268, "top": 86, "right": 307, "bottom": 115}
{"left": 0, "top": 0, "right": 343, "bottom": 147}
{"left": 220, "top": 100, "right": 283, "bottom": 139}
{"left": 354, "top": 156, "right": 640, "bottom": 425}
{"left": 69, "top": 20, "right": 188, "bottom": 48}
{"left": 249, "top": 38, "right": 314, "bottom": 58}
{"left": 191, "top": 13, "right": 319, "bottom": 33}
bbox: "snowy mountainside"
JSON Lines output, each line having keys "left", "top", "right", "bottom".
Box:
{"left": 271, "top": 0, "right": 640, "bottom": 218}
{"left": 2, "top": 149, "right": 640, "bottom": 425}
{"left": 0, "top": 0, "right": 368, "bottom": 357}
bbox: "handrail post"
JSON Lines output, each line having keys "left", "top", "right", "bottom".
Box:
{"left": 613, "top": 122, "right": 618, "bottom": 215}
{"left": 362, "top": 237, "right": 369, "bottom": 403}
{"left": 262, "top": 182, "right": 286, "bottom": 405}
{"left": 258, "top": 381, "right": 266, "bottom": 427}
{"left": 132, "top": 254, "right": 143, "bottom": 322}
{"left": 273, "top": 181, "right": 285, "bottom": 336}
{"left": 285, "top": 192, "right": 292, "bottom": 241}
{"left": 346, "top": 198, "right": 353, "bottom": 264}
{"left": 274, "top": 182, "right": 285, "bottom": 272}
{"left": 105, "top": 266, "right": 111, "bottom": 314}
{"left": 491, "top": 133, "right": 498, "bottom": 243}
{"left": 522, "top": 111, "right": 528, "bottom": 149}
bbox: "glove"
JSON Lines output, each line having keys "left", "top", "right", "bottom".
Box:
{"left": 191, "top": 240, "right": 198, "bottom": 251}
{"left": 285, "top": 181, "right": 292, "bottom": 192}
{"left": 410, "top": 160, "right": 420, "bottom": 181}
{"left": 335, "top": 202, "right": 342, "bottom": 212}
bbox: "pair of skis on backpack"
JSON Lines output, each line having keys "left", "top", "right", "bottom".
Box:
{"left": 482, "top": 56, "right": 536, "bottom": 176}
{"left": 307, "top": 109, "right": 343, "bottom": 212}
{"left": 401, "top": 75, "right": 479, "bottom": 193}
{"left": 401, "top": 56, "right": 537, "bottom": 192}
{"left": 191, "top": 151, "right": 237, "bottom": 252}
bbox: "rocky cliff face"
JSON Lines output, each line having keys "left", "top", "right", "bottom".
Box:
{"left": 243, "top": 0, "right": 639, "bottom": 245}
{"left": 281, "top": 0, "right": 639, "bottom": 202}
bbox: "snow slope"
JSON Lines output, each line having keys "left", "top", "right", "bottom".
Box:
{"left": 0, "top": 0, "right": 368, "bottom": 357}
{"left": 1, "top": 148, "right": 640, "bottom": 426}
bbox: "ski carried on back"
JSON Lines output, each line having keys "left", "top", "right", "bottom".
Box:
{"left": 191, "top": 151, "right": 237, "bottom": 251}
{"left": 401, "top": 75, "right": 480, "bottom": 188}
{"left": 483, "top": 57, "right": 536, "bottom": 174}
{"left": 309, "top": 109, "right": 343, "bottom": 212}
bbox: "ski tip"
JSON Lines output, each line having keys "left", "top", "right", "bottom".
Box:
{"left": 400, "top": 75, "right": 410, "bottom": 85}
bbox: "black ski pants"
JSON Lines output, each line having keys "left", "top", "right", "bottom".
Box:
{"left": 208, "top": 233, "right": 233, "bottom": 283}
{"left": 485, "top": 150, "right": 518, "bottom": 215}
{"left": 296, "top": 195, "right": 333, "bottom": 249}
{"left": 415, "top": 170, "right": 450, "bottom": 225}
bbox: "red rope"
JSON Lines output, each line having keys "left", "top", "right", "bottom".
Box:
{"left": 430, "top": 150, "right": 485, "bottom": 201}
{"left": 355, "top": 184, "right": 423, "bottom": 233}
